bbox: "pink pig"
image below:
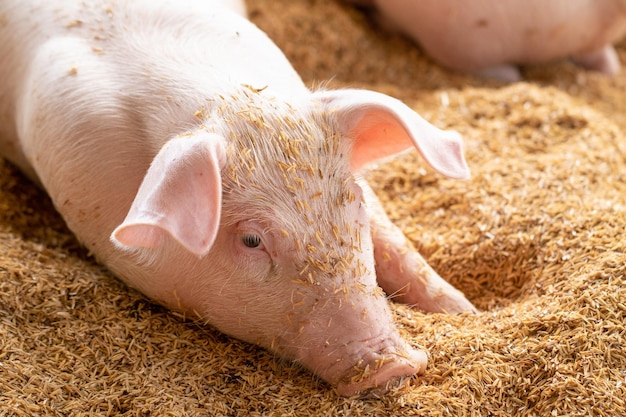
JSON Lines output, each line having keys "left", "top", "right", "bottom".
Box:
{"left": 0, "top": 0, "right": 476, "bottom": 396}
{"left": 346, "top": 0, "right": 626, "bottom": 81}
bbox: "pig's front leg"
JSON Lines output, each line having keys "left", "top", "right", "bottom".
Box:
{"left": 359, "top": 179, "right": 478, "bottom": 314}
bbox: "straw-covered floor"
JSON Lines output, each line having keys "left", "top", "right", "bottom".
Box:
{"left": 1, "top": 0, "right": 625, "bottom": 415}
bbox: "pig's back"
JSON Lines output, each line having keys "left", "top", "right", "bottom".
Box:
{"left": 0, "top": 0, "right": 309, "bottom": 264}
{"left": 377, "top": 0, "right": 626, "bottom": 71}
{"left": 0, "top": 0, "right": 307, "bottom": 174}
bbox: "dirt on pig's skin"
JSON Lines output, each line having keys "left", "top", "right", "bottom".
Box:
{"left": 0, "top": 0, "right": 625, "bottom": 415}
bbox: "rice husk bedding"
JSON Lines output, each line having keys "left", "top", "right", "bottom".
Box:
{"left": 1, "top": 0, "right": 625, "bottom": 415}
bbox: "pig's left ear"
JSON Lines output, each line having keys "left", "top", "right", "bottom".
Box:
{"left": 313, "top": 89, "right": 470, "bottom": 179}
{"left": 111, "top": 132, "right": 226, "bottom": 257}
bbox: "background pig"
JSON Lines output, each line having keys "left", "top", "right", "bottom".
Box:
{"left": 0, "top": 0, "right": 475, "bottom": 395}
{"left": 345, "top": 0, "right": 626, "bottom": 81}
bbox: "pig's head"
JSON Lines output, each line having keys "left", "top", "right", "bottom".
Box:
{"left": 111, "top": 87, "right": 469, "bottom": 396}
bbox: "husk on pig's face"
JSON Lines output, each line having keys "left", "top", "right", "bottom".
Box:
{"left": 111, "top": 86, "right": 468, "bottom": 395}
{"left": 201, "top": 89, "right": 416, "bottom": 393}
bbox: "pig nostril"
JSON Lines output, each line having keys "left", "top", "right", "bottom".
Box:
{"left": 354, "top": 375, "right": 411, "bottom": 399}
{"left": 335, "top": 350, "right": 426, "bottom": 397}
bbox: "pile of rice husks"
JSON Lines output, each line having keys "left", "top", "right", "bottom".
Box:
{"left": 1, "top": 0, "right": 625, "bottom": 415}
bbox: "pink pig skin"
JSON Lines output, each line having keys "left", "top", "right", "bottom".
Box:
{"left": 346, "top": 0, "right": 626, "bottom": 81}
{"left": 0, "top": 0, "right": 475, "bottom": 396}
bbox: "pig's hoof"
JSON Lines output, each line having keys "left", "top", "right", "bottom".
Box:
{"left": 475, "top": 64, "right": 522, "bottom": 82}
{"left": 336, "top": 349, "right": 427, "bottom": 397}
{"left": 433, "top": 294, "right": 480, "bottom": 315}
{"left": 402, "top": 288, "right": 479, "bottom": 314}
{"left": 571, "top": 45, "right": 620, "bottom": 76}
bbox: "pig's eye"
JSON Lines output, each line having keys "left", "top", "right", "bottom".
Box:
{"left": 241, "top": 233, "right": 263, "bottom": 249}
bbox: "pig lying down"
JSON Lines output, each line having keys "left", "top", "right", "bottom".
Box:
{"left": 0, "top": 0, "right": 476, "bottom": 396}
{"left": 345, "top": 0, "right": 626, "bottom": 81}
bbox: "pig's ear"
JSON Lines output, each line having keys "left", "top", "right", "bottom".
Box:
{"left": 111, "top": 132, "right": 226, "bottom": 256}
{"left": 313, "top": 89, "right": 470, "bottom": 179}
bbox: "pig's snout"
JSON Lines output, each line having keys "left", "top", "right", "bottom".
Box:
{"left": 335, "top": 346, "right": 427, "bottom": 397}
{"left": 299, "top": 327, "right": 428, "bottom": 397}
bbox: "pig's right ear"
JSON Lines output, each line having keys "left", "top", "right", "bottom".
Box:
{"left": 111, "top": 132, "right": 226, "bottom": 257}
{"left": 313, "top": 89, "right": 470, "bottom": 179}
